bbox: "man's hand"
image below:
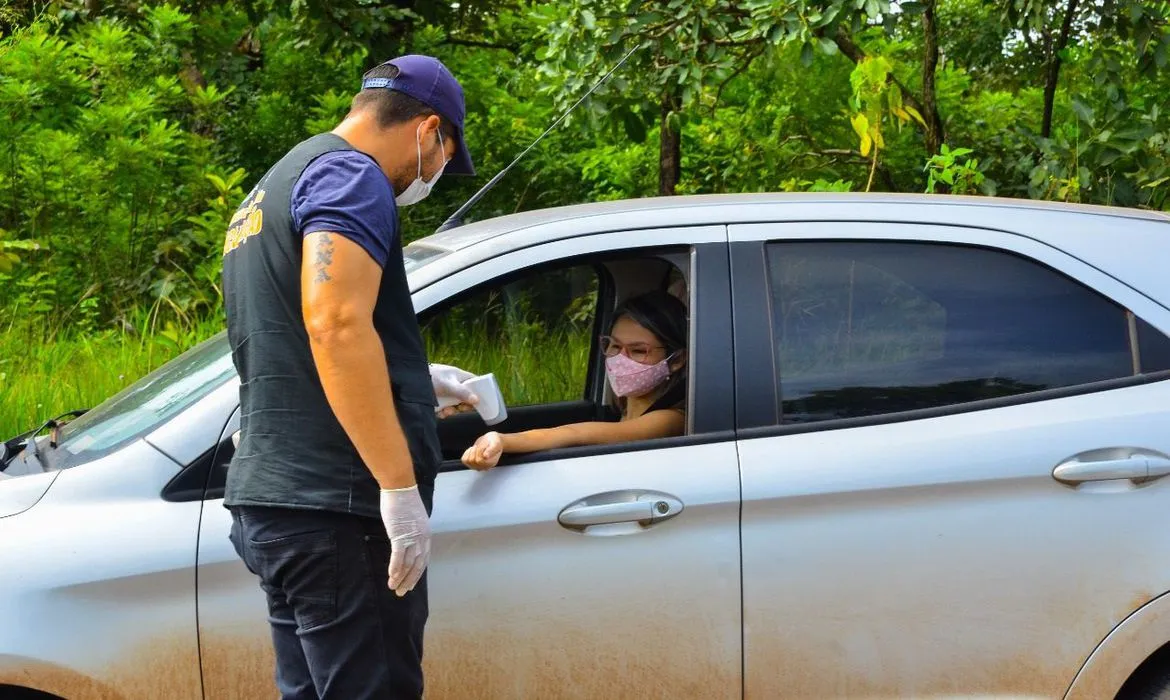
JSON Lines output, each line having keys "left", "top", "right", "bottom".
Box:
{"left": 461, "top": 431, "right": 504, "bottom": 471}
{"left": 379, "top": 485, "right": 432, "bottom": 596}
{"left": 430, "top": 362, "right": 479, "bottom": 418}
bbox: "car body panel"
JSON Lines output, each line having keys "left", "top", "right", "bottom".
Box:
{"left": 0, "top": 468, "right": 59, "bottom": 519}
{"left": 195, "top": 422, "right": 743, "bottom": 700}
{"left": 1066, "top": 591, "right": 1170, "bottom": 700}
{"left": 144, "top": 375, "right": 239, "bottom": 468}
{"left": 422, "top": 441, "right": 741, "bottom": 699}
{"left": 731, "top": 220, "right": 1170, "bottom": 698}
{"left": 738, "top": 382, "right": 1170, "bottom": 698}
{"left": 416, "top": 194, "right": 1167, "bottom": 260}
{"left": 192, "top": 405, "right": 275, "bottom": 700}
{"left": 0, "top": 439, "right": 202, "bottom": 698}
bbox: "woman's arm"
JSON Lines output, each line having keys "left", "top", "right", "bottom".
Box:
{"left": 462, "top": 409, "right": 685, "bottom": 470}
{"left": 504, "top": 409, "right": 684, "bottom": 452}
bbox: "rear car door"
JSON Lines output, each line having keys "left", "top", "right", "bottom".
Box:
{"left": 196, "top": 225, "right": 743, "bottom": 699}
{"left": 730, "top": 219, "right": 1170, "bottom": 698}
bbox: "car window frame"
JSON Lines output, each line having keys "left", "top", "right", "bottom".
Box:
{"left": 410, "top": 226, "right": 735, "bottom": 471}
{"left": 728, "top": 221, "right": 1170, "bottom": 437}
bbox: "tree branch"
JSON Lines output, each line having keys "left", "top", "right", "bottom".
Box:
{"left": 805, "top": 149, "right": 899, "bottom": 190}
{"left": 647, "top": 19, "right": 687, "bottom": 41}
{"left": 711, "top": 46, "right": 765, "bottom": 113}
{"left": 1021, "top": 25, "right": 1037, "bottom": 53}
{"left": 713, "top": 37, "right": 764, "bottom": 46}
{"left": 443, "top": 37, "right": 519, "bottom": 52}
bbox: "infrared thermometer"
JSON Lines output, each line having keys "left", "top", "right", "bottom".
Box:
{"left": 436, "top": 372, "right": 508, "bottom": 426}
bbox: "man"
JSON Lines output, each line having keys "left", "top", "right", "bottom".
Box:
{"left": 220, "top": 55, "right": 477, "bottom": 699}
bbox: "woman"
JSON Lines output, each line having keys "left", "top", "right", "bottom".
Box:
{"left": 461, "top": 289, "right": 688, "bottom": 470}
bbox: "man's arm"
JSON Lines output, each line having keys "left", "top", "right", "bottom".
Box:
{"left": 301, "top": 231, "right": 415, "bottom": 489}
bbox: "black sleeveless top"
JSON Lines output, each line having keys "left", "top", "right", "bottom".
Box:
{"left": 221, "top": 134, "right": 440, "bottom": 518}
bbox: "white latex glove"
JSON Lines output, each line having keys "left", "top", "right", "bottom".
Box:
{"left": 379, "top": 485, "right": 432, "bottom": 596}
{"left": 461, "top": 431, "right": 504, "bottom": 471}
{"left": 429, "top": 363, "right": 480, "bottom": 413}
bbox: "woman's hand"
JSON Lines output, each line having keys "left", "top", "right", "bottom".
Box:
{"left": 436, "top": 402, "right": 476, "bottom": 420}
{"left": 462, "top": 431, "right": 504, "bottom": 471}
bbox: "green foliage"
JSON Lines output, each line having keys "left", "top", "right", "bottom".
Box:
{"left": 779, "top": 178, "right": 854, "bottom": 193}
{"left": 848, "top": 55, "right": 924, "bottom": 190}
{"left": 925, "top": 144, "right": 987, "bottom": 195}
{"left": 0, "top": 10, "right": 231, "bottom": 338}
{"left": 1, "top": 0, "right": 1169, "bottom": 436}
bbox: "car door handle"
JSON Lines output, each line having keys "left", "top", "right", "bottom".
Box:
{"left": 1052, "top": 454, "right": 1170, "bottom": 484}
{"left": 557, "top": 490, "right": 683, "bottom": 531}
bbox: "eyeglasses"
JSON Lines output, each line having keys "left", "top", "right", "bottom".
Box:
{"left": 599, "top": 335, "right": 666, "bottom": 364}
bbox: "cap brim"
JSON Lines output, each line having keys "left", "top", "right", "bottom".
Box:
{"left": 447, "top": 126, "right": 475, "bottom": 176}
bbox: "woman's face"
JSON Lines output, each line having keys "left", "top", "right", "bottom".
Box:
{"left": 608, "top": 316, "right": 668, "bottom": 365}
{"left": 606, "top": 316, "right": 687, "bottom": 372}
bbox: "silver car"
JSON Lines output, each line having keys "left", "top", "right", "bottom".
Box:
{"left": 3, "top": 193, "right": 1170, "bottom": 700}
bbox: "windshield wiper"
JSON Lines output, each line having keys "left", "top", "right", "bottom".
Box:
{"left": 2, "top": 409, "right": 89, "bottom": 470}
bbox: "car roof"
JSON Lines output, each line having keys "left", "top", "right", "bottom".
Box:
{"left": 416, "top": 193, "right": 1170, "bottom": 253}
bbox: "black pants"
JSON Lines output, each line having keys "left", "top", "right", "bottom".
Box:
{"left": 229, "top": 505, "right": 428, "bottom": 700}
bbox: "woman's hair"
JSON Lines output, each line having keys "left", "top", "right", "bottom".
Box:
{"left": 611, "top": 289, "right": 689, "bottom": 413}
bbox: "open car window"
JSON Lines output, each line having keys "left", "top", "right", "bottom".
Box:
{"left": 425, "top": 251, "right": 700, "bottom": 466}
{"left": 421, "top": 264, "right": 600, "bottom": 407}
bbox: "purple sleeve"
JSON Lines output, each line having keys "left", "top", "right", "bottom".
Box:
{"left": 291, "top": 151, "right": 398, "bottom": 268}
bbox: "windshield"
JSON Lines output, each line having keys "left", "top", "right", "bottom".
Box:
{"left": 52, "top": 332, "right": 236, "bottom": 468}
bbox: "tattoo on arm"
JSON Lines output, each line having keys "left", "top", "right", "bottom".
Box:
{"left": 313, "top": 233, "right": 334, "bottom": 283}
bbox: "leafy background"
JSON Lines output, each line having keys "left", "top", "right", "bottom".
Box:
{"left": 1, "top": 0, "right": 1168, "bottom": 436}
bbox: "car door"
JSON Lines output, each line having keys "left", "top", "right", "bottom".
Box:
{"left": 415, "top": 226, "right": 741, "bottom": 699}
{"left": 195, "top": 225, "right": 743, "bottom": 699}
{"left": 192, "top": 405, "right": 278, "bottom": 699}
{"left": 730, "top": 220, "right": 1170, "bottom": 699}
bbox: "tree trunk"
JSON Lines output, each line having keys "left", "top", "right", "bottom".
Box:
{"left": 921, "top": 0, "right": 944, "bottom": 156}
{"left": 1042, "top": 0, "right": 1080, "bottom": 139}
{"left": 658, "top": 89, "right": 681, "bottom": 196}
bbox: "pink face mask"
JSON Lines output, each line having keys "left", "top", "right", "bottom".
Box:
{"left": 605, "top": 352, "right": 673, "bottom": 398}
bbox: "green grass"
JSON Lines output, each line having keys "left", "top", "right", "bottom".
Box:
{"left": 0, "top": 304, "right": 228, "bottom": 439}
{"left": 0, "top": 329, "right": 184, "bottom": 438}
{"left": 426, "top": 326, "right": 591, "bottom": 408}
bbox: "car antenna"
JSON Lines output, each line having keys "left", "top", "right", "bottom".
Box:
{"left": 434, "top": 43, "right": 640, "bottom": 234}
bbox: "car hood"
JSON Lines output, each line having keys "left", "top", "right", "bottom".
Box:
{"left": 0, "top": 437, "right": 60, "bottom": 519}
{"left": 0, "top": 468, "right": 59, "bottom": 519}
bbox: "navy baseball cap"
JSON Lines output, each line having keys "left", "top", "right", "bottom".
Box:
{"left": 361, "top": 55, "right": 475, "bottom": 176}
